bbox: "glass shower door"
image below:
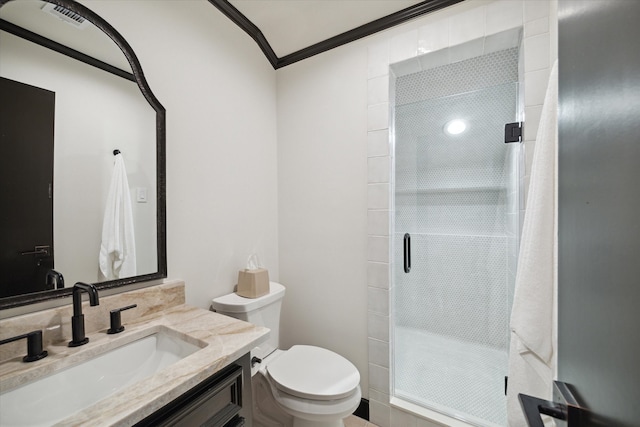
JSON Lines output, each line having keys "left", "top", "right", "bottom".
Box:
{"left": 393, "top": 82, "right": 520, "bottom": 426}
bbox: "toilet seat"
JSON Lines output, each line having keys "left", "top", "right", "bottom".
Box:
{"left": 268, "top": 380, "right": 362, "bottom": 422}
{"left": 266, "top": 345, "right": 360, "bottom": 401}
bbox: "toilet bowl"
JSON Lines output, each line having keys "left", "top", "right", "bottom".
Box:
{"left": 264, "top": 347, "right": 361, "bottom": 427}
{"left": 211, "top": 282, "right": 361, "bottom": 427}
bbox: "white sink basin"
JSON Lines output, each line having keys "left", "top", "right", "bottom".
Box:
{"left": 0, "top": 327, "right": 203, "bottom": 427}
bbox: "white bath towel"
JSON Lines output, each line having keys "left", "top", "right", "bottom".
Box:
{"left": 99, "top": 153, "right": 136, "bottom": 280}
{"left": 507, "top": 60, "right": 558, "bottom": 427}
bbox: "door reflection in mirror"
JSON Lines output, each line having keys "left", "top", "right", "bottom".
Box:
{"left": 0, "top": 77, "right": 55, "bottom": 298}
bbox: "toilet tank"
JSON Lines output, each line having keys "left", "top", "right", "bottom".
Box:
{"left": 211, "top": 282, "right": 285, "bottom": 361}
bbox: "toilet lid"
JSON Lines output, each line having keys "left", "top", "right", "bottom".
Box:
{"left": 266, "top": 345, "right": 360, "bottom": 401}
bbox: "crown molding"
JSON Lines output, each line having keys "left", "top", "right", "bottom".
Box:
{"left": 208, "top": 0, "right": 464, "bottom": 70}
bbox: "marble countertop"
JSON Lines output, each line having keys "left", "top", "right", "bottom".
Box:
{"left": 0, "top": 303, "right": 269, "bottom": 426}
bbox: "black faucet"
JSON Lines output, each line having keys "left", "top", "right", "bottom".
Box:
{"left": 68, "top": 282, "right": 99, "bottom": 347}
{"left": 46, "top": 269, "right": 65, "bottom": 289}
{"left": 0, "top": 330, "right": 48, "bottom": 362}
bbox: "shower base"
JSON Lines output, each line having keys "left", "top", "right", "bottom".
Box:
{"left": 394, "top": 326, "right": 507, "bottom": 426}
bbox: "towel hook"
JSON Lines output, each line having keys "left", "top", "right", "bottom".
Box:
{"left": 113, "top": 149, "right": 121, "bottom": 156}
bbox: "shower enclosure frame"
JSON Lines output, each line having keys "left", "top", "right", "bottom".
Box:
{"left": 387, "top": 30, "right": 525, "bottom": 427}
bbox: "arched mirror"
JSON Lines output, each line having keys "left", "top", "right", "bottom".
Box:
{"left": 0, "top": 0, "right": 166, "bottom": 309}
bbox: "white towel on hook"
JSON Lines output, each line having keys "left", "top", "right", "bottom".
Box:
{"left": 99, "top": 152, "right": 136, "bottom": 280}
{"left": 507, "top": 60, "right": 558, "bottom": 427}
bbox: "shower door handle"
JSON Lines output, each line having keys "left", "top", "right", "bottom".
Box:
{"left": 403, "top": 233, "right": 411, "bottom": 273}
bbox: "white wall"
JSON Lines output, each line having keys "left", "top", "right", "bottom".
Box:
{"left": 84, "top": 0, "right": 279, "bottom": 307}
{"left": 276, "top": 45, "right": 370, "bottom": 395}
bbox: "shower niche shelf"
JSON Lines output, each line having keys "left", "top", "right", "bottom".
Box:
{"left": 395, "top": 185, "right": 506, "bottom": 195}
{"left": 405, "top": 231, "right": 510, "bottom": 238}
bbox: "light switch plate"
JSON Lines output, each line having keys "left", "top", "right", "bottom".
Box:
{"left": 136, "top": 187, "right": 148, "bottom": 203}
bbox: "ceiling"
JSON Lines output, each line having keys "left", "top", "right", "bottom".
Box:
{"left": 227, "top": 0, "right": 423, "bottom": 58}
{"left": 0, "top": 0, "right": 462, "bottom": 72}
{"left": 211, "top": 0, "right": 463, "bottom": 68}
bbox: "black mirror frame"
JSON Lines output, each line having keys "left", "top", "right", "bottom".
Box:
{"left": 0, "top": 0, "right": 167, "bottom": 309}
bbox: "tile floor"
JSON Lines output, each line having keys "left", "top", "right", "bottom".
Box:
{"left": 344, "top": 415, "right": 380, "bottom": 427}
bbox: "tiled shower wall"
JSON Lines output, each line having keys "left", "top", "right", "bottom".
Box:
{"left": 366, "top": 1, "right": 556, "bottom": 426}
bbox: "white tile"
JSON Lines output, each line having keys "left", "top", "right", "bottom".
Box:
{"left": 449, "top": 5, "right": 485, "bottom": 46}
{"left": 368, "top": 362, "right": 390, "bottom": 393}
{"left": 418, "top": 47, "right": 450, "bottom": 71}
{"left": 388, "top": 76, "right": 396, "bottom": 106}
{"left": 484, "top": 27, "right": 522, "bottom": 54}
{"left": 486, "top": 0, "right": 523, "bottom": 35}
{"left": 370, "top": 398, "right": 391, "bottom": 427}
{"left": 368, "top": 76, "right": 389, "bottom": 106}
{"left": 368, "top": 156, "right": 390, "bottom": 184}
{"left": 368, "top": 389, "right": 390, "bottom": 405}
{"left": 368, "top": 312, "right": 389, "bottom": 342}
{"left": 368, "top": 236, "right": 389, "bottom": 262}
{"left": 368, "top": 338, "right": 389, "bottom": 367}
{"left": 390, "top": 29, "right": 418, "bottom": 63}
{"left": 368, "top": 183, "right": 390, "bottom": 210}
{"left": 368, "top": 130, "right": 389, "bottom": 157}
{"left": 368, "top": 209, "right": 390, "bottom": 236}
{"left": 524, "top": 67, "right": 550, "bottom": 106}
{"left": 368, "top": 287, "right": 389, "bottom": 315}
{"left": 525, "top": 16, "right": 549, "bottom": 38}
{"left": 524, "top": 104, "right": 543, "bottom": 140}
{"left": 367, "top": 103, "right": 389, "bottom": 131}
{"left": 524, "top": 32, "right": 550, "bottom": 72}
{"left": 391, "top": 408, "right": 418, "bottom": 427}
{"left": 418, "top": 18, "right": 449, "bottom": 55}
{"left": 368, "top": 261, "right": 389, "bottom": 289}
{"left": 549, "top": 0, "right": 558, "bottom": 63}
{"left": 449, "top": 38, "right": 484, "bottom": 63}
{"left": 368, "top": 41, "right": 389, "bottom": 79}
{"left": 391, "top": 57, "right": 421, "bottom": 77}
{"left": 524, "top": 0, "right": 550, "bottom": 22}
{"left": 416, "top": 416, "right": 447, "bottom": 427}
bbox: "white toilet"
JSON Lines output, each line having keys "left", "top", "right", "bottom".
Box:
{"left": 211, "top": 282, "right": 361, "bottom": 427}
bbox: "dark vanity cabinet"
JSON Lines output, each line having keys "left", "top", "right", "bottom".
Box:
{"left": 135, "top": 355, "right": 252, "bottom": 427}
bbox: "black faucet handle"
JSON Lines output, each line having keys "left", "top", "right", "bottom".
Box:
{"left": 45, "top": 270, "right": 65, "bottom": 289}
{"left": 107, "top": 304, "right": 137, "bottom": 334}
{"left": 0, "top": 330, "right": 48, "bottom": 362}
